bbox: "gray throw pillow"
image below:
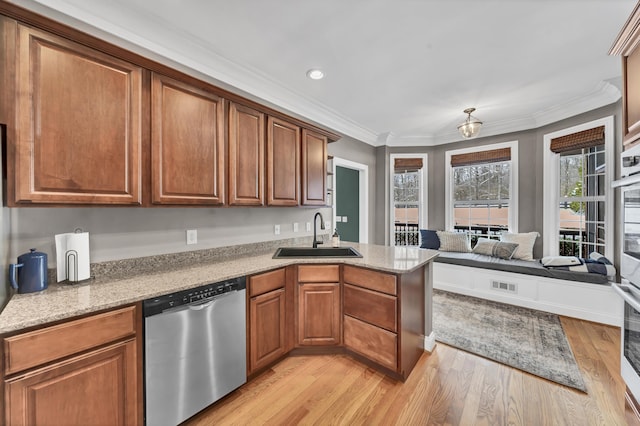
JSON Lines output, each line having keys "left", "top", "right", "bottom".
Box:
{"left": 436, "top": 231, "right": 471, "bottom": 252}
{"left": 472, "top": 238, "right": 519, "bottom": 260}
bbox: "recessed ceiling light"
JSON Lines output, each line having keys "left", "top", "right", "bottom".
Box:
{"left": 306, "top": 69, "right": 324, "bottom": 80}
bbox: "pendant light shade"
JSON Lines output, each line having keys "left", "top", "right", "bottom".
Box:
{"left": 457, "top": 107, "right": 483, "bottom": 139}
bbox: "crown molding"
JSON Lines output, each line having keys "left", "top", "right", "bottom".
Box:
{"left": 13, "top": 0, "right": 380, "bottom": 145}
{"left": 7, "top": 0, "right": 624, "bottom": 149}
{"left": 386, "top": 81, "right": 621, "bottom": 147}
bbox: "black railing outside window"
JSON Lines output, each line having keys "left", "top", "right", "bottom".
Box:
{"left": 395, "top": 223, "right": 419, "bottom": 246}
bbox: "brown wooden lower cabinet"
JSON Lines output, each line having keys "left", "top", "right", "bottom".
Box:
{"left": 343, "top": 314, "right": 397, "bottom": 371}
{"left": 249, "top": 288, "right": 286, "bottom": 374}
{"left": 5, "top": 340, "right": 137, "bottom": 426}
{"left": 297, "top": 282, "right": 341, "bottom": 346}
{"left": 297, "top": 265, "right": 341, "bottom": 346}
{"left": 2, "top": 305, "right": 142, "bottom": 425}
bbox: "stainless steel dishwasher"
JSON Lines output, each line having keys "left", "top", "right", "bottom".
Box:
{"left": 143, "top": 277, "right": 246, "bottom": 426}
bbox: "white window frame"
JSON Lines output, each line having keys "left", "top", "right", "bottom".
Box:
{"left": 542, "top": 116, "right": 614, "bottom": 259}
{"left": 445, "top": 141, "right": 519, "bottom": 233}
{"left": 389, "top": 153, "right": 428, "bottom": 246}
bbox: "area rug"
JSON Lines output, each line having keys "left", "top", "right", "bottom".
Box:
{"left": 432, "top": 289, "right": 587, "bottom": 392}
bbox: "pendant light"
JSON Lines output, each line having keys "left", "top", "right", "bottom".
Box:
{"left": 457, "top": 107, "right": 483, "bottom": 139}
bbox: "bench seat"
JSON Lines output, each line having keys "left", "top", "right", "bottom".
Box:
{"left": 432, "top": 252, "right": 621, "bottom": 326}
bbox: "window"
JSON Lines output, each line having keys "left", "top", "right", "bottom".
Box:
{"left": 445, "top": 142, "right": 518, "bottom": 245}
{"left": 390, "top": 154, "right": 428, "bottom": 246}
{"left": 558, "top": 145, "right": 606, "bottom": 256}
{"left": 543, "top": 118, "right": 613, "bottom": 259}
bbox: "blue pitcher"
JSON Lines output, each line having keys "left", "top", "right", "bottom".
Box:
{"left": 9, "top": 248, "right": 48, "bottom": 294}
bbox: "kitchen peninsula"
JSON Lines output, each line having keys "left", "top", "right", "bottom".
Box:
{"left": 0, "top": 243, "right": 438, "bottom": 425}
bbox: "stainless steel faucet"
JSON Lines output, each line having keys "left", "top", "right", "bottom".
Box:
{"left": 313, "top": 212, "right": 326, "bottom": 248}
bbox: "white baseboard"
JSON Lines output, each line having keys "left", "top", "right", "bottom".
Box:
{"left": 433, "top": 262, "right": 623, "bottom": 327}
{"left": 424, "top": 331, "right": 436, "bottom": 352}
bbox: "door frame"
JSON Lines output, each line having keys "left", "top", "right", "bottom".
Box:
{"left": 332, "top": 158, "right": 369, "bottom": 244}
{"left": 389, "top": 153, "right": 428, "bottom": 246}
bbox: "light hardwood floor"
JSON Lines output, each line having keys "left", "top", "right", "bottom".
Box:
{"left": 187, "top": 317, "right": 637, "bottom": 425}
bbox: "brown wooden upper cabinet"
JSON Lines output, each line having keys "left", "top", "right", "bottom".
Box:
{"left": 151, "top": 73, "right": 225, "bottom": 205}
{"left": 301, "top": 129, "right": 328, "bottom": 206}
{"left": 267, "top": 117, "right": 300, "bottom": 206}
{"left": 228, "top": 102, "right": 265, "bottom": 206}
{"left": 8, "top": 22, "right": 143, "bottom": 205}
{"left": 611, "top": 4, "right": 640, "bottom": 148}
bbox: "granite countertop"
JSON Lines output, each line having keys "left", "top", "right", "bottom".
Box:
{"left": 0, "top": 243, "right": 439, "bottom": 335}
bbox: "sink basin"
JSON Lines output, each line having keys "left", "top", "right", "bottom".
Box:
{"left": 273, "top": 247, "right": 362, "bottom": 259}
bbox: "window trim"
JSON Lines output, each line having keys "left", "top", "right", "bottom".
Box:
{"left": 445, "top": 141, "right": 519, "bottom": 233}
{"left": 542, "top": 116, "right": 614, "bottom": 259}
{"left": 389, "top": 153, "right": 428, "bottom": 246}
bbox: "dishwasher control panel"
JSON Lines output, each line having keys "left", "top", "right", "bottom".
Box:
{"left": 143, "top": 276, "right": 246, "bottom": 317}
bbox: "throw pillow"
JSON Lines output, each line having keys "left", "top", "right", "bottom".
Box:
{"left": 589, "top": 252, "right": 612, "bottom": 265}
{"left": 420, "top": 229, "right": 440, "bottom": 249}
{"left": 436, "top": 231, "right": 470, "bottom": 253}
{"left": 472, "top": 238, "right": 519, "bottom": 260}
{"left": 500, "top": 232, "right": 539, "bottom": 261}
{"left": 540, "top": 256, "right": 582, "bottom": 267}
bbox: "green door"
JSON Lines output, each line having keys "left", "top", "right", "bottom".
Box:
{"left": 336, "top": 166, "right": 359, "bottom": 242}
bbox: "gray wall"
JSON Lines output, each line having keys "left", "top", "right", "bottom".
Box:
{"left": 6, "top": 103, "right": 623, "bottom": 271}
{"left": 8, "top": 141, "right": 386, "bottom": 267}
{"left": 9, "top": 137, "right": 377, "bottom": 271}
{"left": 378, "top": 102, "right": 621, "bottom": 259}
{"left": 328, "top": 136, "right": 378, "bottom": 243}
{"left": 10, "top": 206, "right": 332, "bottom": 266}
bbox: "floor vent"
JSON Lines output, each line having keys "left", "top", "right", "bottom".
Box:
{"left": 491, "top": 280, "right": 517, "bottom": 293}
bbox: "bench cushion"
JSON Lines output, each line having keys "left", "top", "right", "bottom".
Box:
{"left": 433, "top": 252, "right": 609, "bottom": 285}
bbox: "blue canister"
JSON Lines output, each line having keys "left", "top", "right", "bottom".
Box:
{"left": 9, "top": 248, "right": 48, "bottom": 294}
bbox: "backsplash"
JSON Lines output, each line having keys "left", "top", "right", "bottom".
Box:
{"left": 48, "top": 235, "right": 318, "bottom": 284}
{"left": 11, "top": 206, "right": 333, "bottom": 265}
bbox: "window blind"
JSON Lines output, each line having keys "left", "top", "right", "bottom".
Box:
{"left": 450, "top": 147, "right": 511, "bottom": 167}
{"left": 394, "top": 158, "right": 423, "bottom": 172}
{"left": 550, "top": 126, "right": 604, "bottom": 153}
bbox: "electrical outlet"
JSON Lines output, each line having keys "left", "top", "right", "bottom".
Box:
{"left": 306, "top": 222, "right": 311, "bottom": 232}
{"left": 186, "top": 229, "right": 197, "bottom": 245}
{"left": 293, "top": 222, "right": 299, "bottom": 232}
{"left": 274, "top": 224, "right": 281, "bottom": 235}
{"left": 325, "top": 221, "right": 331, "bottom": 230}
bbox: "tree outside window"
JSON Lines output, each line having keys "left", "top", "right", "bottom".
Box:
{"left": 558, "top": 145, "right": 605, "bottom": 256}
{"left": 453, "top": 161, "right": 510, "bottom": 246}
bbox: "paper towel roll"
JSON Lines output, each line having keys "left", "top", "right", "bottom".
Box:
{"left": 55, "top": 232, "right": 91, "bottom": 282}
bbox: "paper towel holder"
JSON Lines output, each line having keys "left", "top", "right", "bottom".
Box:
{"left": 65, "top": 249, "right": 79, "bottom": 283}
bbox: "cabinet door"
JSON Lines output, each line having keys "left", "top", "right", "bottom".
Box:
{"left": 267, "top": 117, "right": 300, "bottom": 206}
{"left": 297, "top": 283, "right": 340, "bottom": 346}
{"left": 5, "top": 340, "right": 138, "bottom": 426}
{"left": 13, "top": 24, "right": 143, "bottom": 205}
{"left": 625, "top": 47, "right": 640, "bottom": 147}
{"left": 249, "top": 288, "right": 286, "bottom": 374}
{"left": 151, "top": 73, "right": 225, "bottom": 205}
{"left": 228, "top": 102, "right": 265, "bottom": 205}
{"left": 301, "top": 129, "right": 327, "bottom": 206}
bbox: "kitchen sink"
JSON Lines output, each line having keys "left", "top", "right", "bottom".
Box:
{"left": 272, "top": 246, "right": 362, "bottom": 259}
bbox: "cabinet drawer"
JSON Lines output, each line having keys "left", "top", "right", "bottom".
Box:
{"left": 343, "top": 284, "right": 397, "bottom": 332}
{"left": 249, "top": 268, "right": 286, "bottom": 297}
{"left": 4, "top": 305, "right": 137, "bottom": 376}
{"left": 343, "top": 265, "right": 397, "bottom": 295}
{"left": 298, "top": 265, "right": 340, "bottom": 283}
{"left": 344, "top": 315, "right": 397, "bottom": 371}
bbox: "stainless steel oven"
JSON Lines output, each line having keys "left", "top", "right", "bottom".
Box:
{"left": 613, "top": 143, "right": 640, "bottom": 404}
{"left": 613, "top": 281, "right": 640, "bottom": 401}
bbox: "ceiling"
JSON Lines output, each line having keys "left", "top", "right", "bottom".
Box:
{"left": 12, "top": 0, "right": 637, "bottom": 146}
